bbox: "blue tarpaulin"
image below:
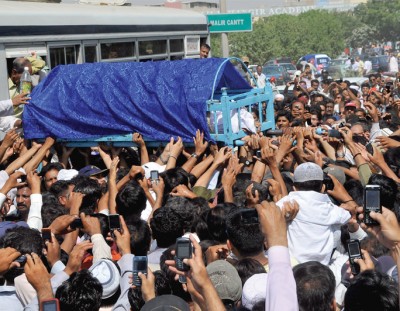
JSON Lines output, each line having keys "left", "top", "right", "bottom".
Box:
{"left": 23, "top": 58, "right": 251, "bottom": 142}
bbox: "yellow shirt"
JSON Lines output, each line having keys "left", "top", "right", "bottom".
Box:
{"left": 8, "top": 77, "right": 23, "bottom": 118}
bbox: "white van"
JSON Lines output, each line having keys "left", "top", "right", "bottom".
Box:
{"left": 297, "top": 54, "right": 331, "bottom": 73}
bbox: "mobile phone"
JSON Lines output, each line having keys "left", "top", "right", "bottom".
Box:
{"left": 41, "top": 298, "right": 60, "bottom": 311}
{"left": 41, "top": 228, "right": 52, "bottom": 243}
{"left": 323, "top": 173, "right": 334, "bottom": 192}
{"left": 133, "top": 256, "right": 148, "bottom": 287}
{"left": 108, "top": 214, "right": 121, "bottom": 231}
{"left": 256, "top": 150, "right": 261, "bottom": 158}
{"left": 70, "top": 218, "right": 83, "bottom": 230}
{"left": 175, "top": 237, "right": 193, "bottom": 272}
{"left": 347, "top": 239, "right": 363, "bottom": 275}
{"left": 15, "top": 255, "right": 27, "bottom": 265}
{"left": 20, "top": 175, "right": 27, "bottom": 182}
{"left": 240, "top": 209, "right": 259, "bottom": 224}
{"left": 363, "top": 185, "right": 381, "bottom": 226}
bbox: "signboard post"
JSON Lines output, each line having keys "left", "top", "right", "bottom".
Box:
{"left": 207, "top": 13, "right": 252, "bottom": 33}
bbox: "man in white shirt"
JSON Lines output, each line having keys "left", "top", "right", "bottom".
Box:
{"left": 276, "top": 162, "right": 351, "bottom": 265}
{"left": 364, "top": 57, "right": 372, "bottom": 75}
{"left": 389, "top": 53, "right": 399, "bottom": 73}
{"left": 254, "top": 65, "right": 266, "bottom": 88}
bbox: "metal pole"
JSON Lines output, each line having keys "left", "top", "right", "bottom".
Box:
{"left": 220, "top": 0, "right": 229, "bottom": 57}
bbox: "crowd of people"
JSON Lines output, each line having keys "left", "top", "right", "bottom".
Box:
{"left": 0, "top": 50, "right": 399, "bottom": 311}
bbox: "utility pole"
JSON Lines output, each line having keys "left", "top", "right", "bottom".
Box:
{"left": 220, "top": 0, "right": 229, "bottom": 57}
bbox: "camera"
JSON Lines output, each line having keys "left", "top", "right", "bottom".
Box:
{"left": 70, "top": 218, "right": 83, "bottom": 229}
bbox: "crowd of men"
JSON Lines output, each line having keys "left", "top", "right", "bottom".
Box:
{"left": 0, "top": 49, "right": 399, "bottom": 311}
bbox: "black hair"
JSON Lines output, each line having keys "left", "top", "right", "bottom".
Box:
{"left": 73, "top": 177, "right": 102, "bottom": 214}
{"left": 383, "top": 147, "right": 400, "bottom": 176}
{"left": 128, "top": 270, "right": 172, "bottom": 310}
{"left": 0, "top": 227, "right": 45, "bottom": 282}
{"left": 164, "top": 196, "right": 195, "bottom": 233}
{"left": 41, "top": 198, "right": 66, "bottom": 228}
{"left": 56, "top": 270, "right": 103, "bottom": 311}
{"left": 234, "top": 258, "right": 266, "bottom": 286}
{"left": 126, "top": 220, "right": 151, "bottom": 256}
{"left": 196, "top": 203, "right": 237, "bottom": 243}
{"left": 160, "top": 168, "right": 190, "bottom": 204}
{"left": 40, "top": 162, "right": 63, "bottom": 177}
{"left": 343, "top": 179, "right": 364, "bottom": 207}
{"left": 116, "top": 181, "right": 147, "bottom": 223}
{"left": 344, "top": 270, "right": 399, "bottom": 311}
{"left": 226, "top": 209, "right": 264, "bottom": 257}
{"left": 293, "top": 180, "right": 323, "bottom": 192}
{"left": 200, "top": 43, "right": 211, "bottom": 50}
{"left": 293, "top": 261, "right": 335, "bottom": 311}
{"left": 150, "top": 207, "right": 185, "bottom": 248}
{"left": 368, "top": 174, "right": 398, "bottom": 209}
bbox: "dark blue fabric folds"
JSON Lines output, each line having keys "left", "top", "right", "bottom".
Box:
{"left": 23, "top": 58, "right": 251, "bottom": 142}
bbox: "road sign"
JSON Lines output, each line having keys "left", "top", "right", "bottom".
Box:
{"left": 207, "top": 13, "right": 252, "bottom": 33}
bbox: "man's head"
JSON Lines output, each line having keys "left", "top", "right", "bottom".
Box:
{"left": 116, "top": 181, "right": 146, "bottom": 223}
{"left": 226, "top": 209, "right": 264, "bottom": 259}
{"left": 200, "top": 43, "right": 210, "bottom": 59}
{"left": 9, "top": 57, "right": 32, "bottom": 85}
{"left": 311, "top": 79, "right": 319, "bottom": 90}
{"left": 256, "top": 65, "right": 262, "bottom": 76}
{"left": 16, "top": 186, "right": 32, "bottom": 221}
{"left": 41, "top": 162, "right": 64, "bottom": 191}
{"left": 276, "top": 111, "right": 291, "bottom": 129}
{"left": 56, "top": 270, "right": 103, "bottom": 311}
{"left": 291, "top": 101, "right": 305, "bottom": 119}
{"left": 72, "top": 177, "right": 102, "bottom": 214}
{"left": 344, "top": 270, "right": 398, "bottom": 311}
{"left": 293, "top": 261, "right": 336, "bottom": 311}
{"left": 345, "top": 102, "right": 357, "bottom": 116}
{"left": 150, "top": 206, "right": 185, "bottom": 248}
{"left": 293, "top": 162, "right": 324, "bottom": 192}
{"left": 325, "top": 102, "right": 334, "bottom": 115}
{"left": 0, "top": 226, "right": 44, "bottom": 283}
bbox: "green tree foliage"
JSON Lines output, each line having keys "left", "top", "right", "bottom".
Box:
{"left": 220, "top": 10, "right": 348, "bottom": 65}
{"left": 354, "top": 0, "right": 400, "bottom": 42}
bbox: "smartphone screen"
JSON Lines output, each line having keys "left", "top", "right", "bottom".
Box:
{"left": 177, "top": 241, "right": 191, "bottom": 258}
{"left": 133, "top": 257, "right": 148, "bottom": 272}
{"left": 363, "top": 185, "right": 381, "bottom": 225}
{"left": 347, "top": 240, "right": 363, "bottom": 275}
{"left": 150, "top": 170, "right": 159, "bottom": 181}
{"left": 41, "top": 228, "right": 52, "bottom": 242}
{"left": 348, "top": 242, "right": 361, "bottom": 257}
{"left": 108, "top": 214, "right": 121, "bottom": 230}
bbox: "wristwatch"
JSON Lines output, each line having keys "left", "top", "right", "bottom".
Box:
{"left": 239, "top": 156, "right": 252, "bottom": 166}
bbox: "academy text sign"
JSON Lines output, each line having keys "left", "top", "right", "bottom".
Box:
{"left": 207, "top": 13, "right": 252, "bottom": 33}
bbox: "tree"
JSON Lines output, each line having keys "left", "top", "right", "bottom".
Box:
{"left": 354, "top": 0, "right": 400, "bottom": 43}
{"left": 346, "top": 24, "right": 377, "bottom": 48}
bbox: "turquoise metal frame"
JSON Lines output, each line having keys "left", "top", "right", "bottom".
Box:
{"left": 59, "top": 57, "right": 275, "bottom": 147}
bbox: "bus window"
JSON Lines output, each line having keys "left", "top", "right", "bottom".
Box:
{"left": 49, "top": 45, "right": 79, "bottom": 68}
{"left": 139, "top": 40, "right": 167, "bottom": 56}
{"left": 170, "top": 39, "right": 184, "bottom": 53}
{"left": 100, "top": 42, "right": 135, "bottom": 60}
{"left": 84, "top": 45, "right": 97, "bottom": 63}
